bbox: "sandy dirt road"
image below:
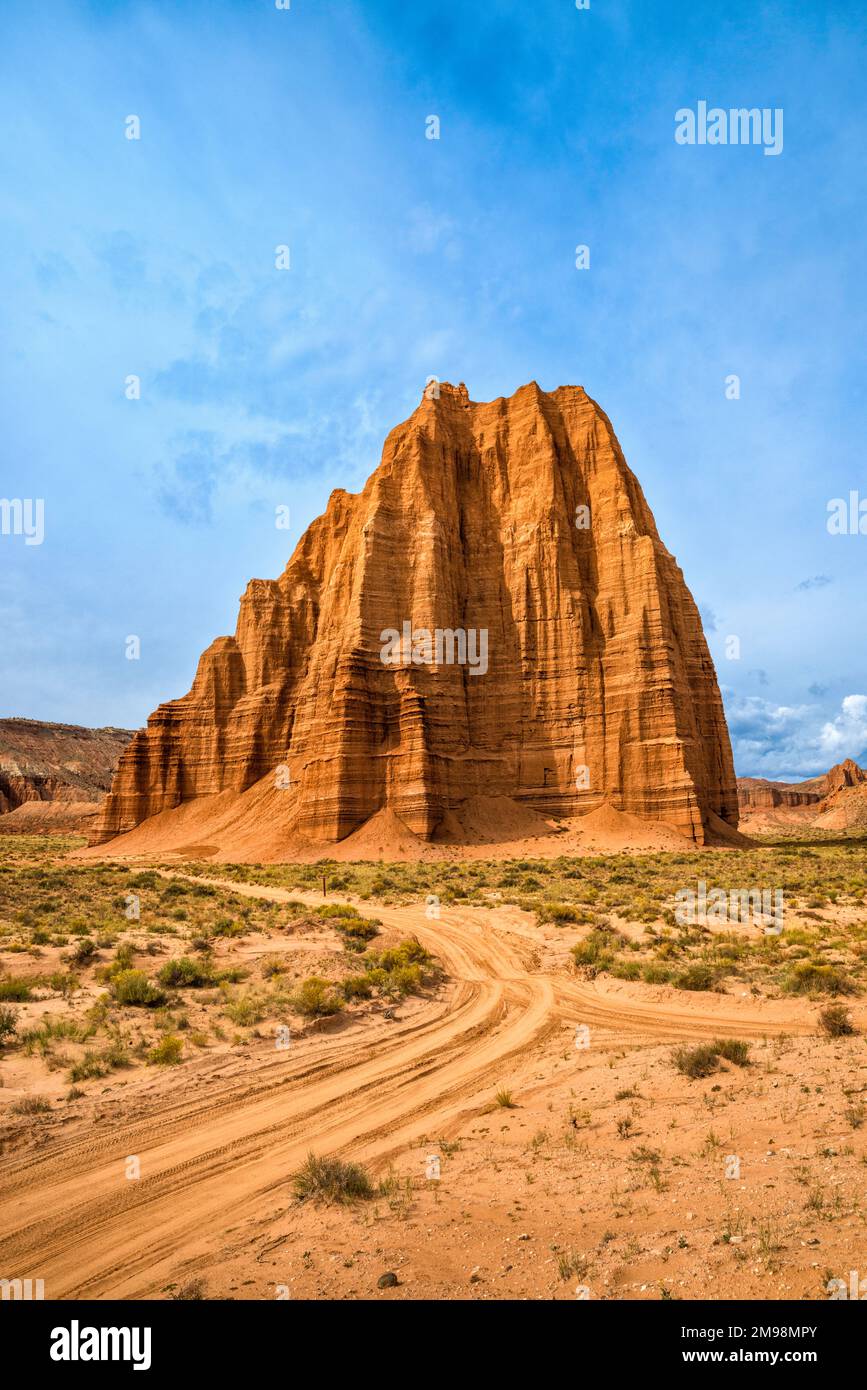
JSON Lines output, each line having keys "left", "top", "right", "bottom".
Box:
{"left": 0, "top": 879, "right": 820, "bottom": 1299}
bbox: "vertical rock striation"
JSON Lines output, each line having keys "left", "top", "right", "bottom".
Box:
{"left": 91, "top": 382, "right": 738, "bottom": 848}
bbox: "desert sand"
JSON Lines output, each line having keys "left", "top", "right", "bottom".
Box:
{"left": 2, "top": 851, "right": 865, "bottom": 1302}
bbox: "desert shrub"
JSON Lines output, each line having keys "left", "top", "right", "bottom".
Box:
{"left": 712, "top": 1038, "right": 751, "bottom": 1067}
{"left": 0, "top": 977, "right": 32, "bottom": 1002}
{"left": 819, "top": 1003, "right": 856, "bottom": 1037}
{"left": 538, "top": 902, "right": 584, "bottom": 925}
{"left": 495, "top": 1087, "right": 516, "bottom": 1108}
{"left": 292, "top": 1152, "right": 373, "bottom": 1204}
{"left": 260, "top": 956, "right": 286, "bottom": 979}
{"left": 363, "top": 938, "right": 433, "bottom": 977}
{"left": 68, "top": 1050, "right": 109, "bottom": 1083}
{"left": 48, "top": 971, "right": 79, "bottom": 996}
{"left": 641, "top": 962, "right": 673, "bottom": 984}
{"left": 315, "top": 904, "right": 381, "bottom": 942}
{"left": 316, "top": 903, "right": 363, "bottom": 921}
{"left": 673, "top": 963, "right": 720, "bottom": 992}
{"left": 111, "top": 969, "right": 167, "bottom": 1008}
{"left": 211, "top": 915, "right": 245, "bottom": 938}
{"left": 11, "top": 1096, "right": 51, "bottom": 1115}
{"left": 382, "top": 963, "right": 424, "bottom": 997}
{"left": 610, "top": 958, "right": 641, "bottom": 980}
{"left": 147, "top": 1035, "right": 183, "bottom": 1066}
{"left": 160, "top": 881, "right": 188, "bottom": 900}
{"left": 157, "top": 957, "right": 212, "bottom": 988}
{"left": 19, "top": 1016, "right": 93, "bottom": 1053}
{"left": 336, "top": 918, "right": 380, "bottom": 942}
{"left": 672, "top": 1038, "right": 751, "bottom": 1077}
{"left": 214, "top": 966, "right": 248, "bottom": 984}
{"left": 0, "top": 1005, "right": 17, "bottom": 1044}
{"left": 101, "top": 1037, "right": 131, "bottom": 1069}
{"left": 360, "top": 939, "right": 436, "bottom": 997}
{"left": 69, "top": 938, "right": 98, "bottom": 966}
{"left": 223, "top": 994, "right": 264, "bottom": 1026}
{"left": 782, "top": 961, "right": 855, "bottom": 997}
{"left": 672, "top": 1044, "right": 720, "bottom": 1079}
{"left": 571, "top": 930, "right": 616, "bottom": 969}
{"left": 128, "top": 871, "right": 160, "bottom": 890}
{"left": 341, "top": 974, "right": 374, "bottom": 1001}
{"left": 290, "top": 976, "right": 343, "bottom": 1018}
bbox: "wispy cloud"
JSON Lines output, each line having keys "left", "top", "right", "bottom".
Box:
{"left": 796, "top": 574, "right": 832, "bottom": 591}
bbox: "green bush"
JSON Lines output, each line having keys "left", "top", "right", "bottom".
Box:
{"left": 610, "top": 958, "right": 641, "bottom": 980}
{"left": 341, "top": 974, "right": 374, "bottom": 1001}
{"left": 147, "top": 1034, "right": 184, "bottom": 1066}
{"left": 673, "top": 963, "right": 719, "bottom": 992}
{"left": 364, "top": 938, "right": 432, "bottom": 972}
{"left": 0, "top": 977, "right": 32, "bottom": 1002}
{"left": 712, "top": 1038, "right": 751, "bottom": 1067}
{"left": 782, "top": 961, "right": 855, "bottom": 997}
{"left": 290, "top": 976, "right": 343, "bottom": 1018}
{"left": 538, "top": 902, "right": 584, "bottom": 925}
{"left": 111, "top": 969, "right": 167, "bottom": 1008}
{"left": 672, "top": 1044, "right": 720, "bottom": 1079}
{"left": 381, "top": 963, "right": 424, "bottom": 997}
{"left": 69, "top": 938, "right": 98, "bottom": 966}
{"left": 316, "top": 903, "right": 381, "bottom": 941}
{"left": 0, "top": 1005, "right": 17, "bottom": 1044}
{"left": 223, "top": 994, "right": 264, "bottom": 1026}
{"left": 641, "top": 962, "right": 673, "bottom": 984}
{"left": 68, "top": 1050, "right": 109, "bottom": 1083}
{"left": 571, "top": 931, "right": 615, "bottom": 969}
{"left": 157, "top": 956, "right": 212, "bottom": 988}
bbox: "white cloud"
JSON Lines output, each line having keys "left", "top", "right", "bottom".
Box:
{"left": 818, "top": 694, "right": 867, "bottom": 760}
{"left": 726, "top": 691, "right": 867, "bottom": 780}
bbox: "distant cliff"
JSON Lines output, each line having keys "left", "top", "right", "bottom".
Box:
{"left": 0, "top": 718, "right": 135, "bottom": 831}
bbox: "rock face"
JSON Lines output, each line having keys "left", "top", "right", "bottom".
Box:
{"left": 0, "top": 719, "right": 135, "bottom": 833}
{"left": 0, "top": 719, "right": 134, "bottom": 812}
{"left": 737, "top": 777, "right": 824, "bottom": 812}
{"left": 737, "top": 759, "right": 867, "bottom": 813}
{"left": 813, "top": 759, "right": 867, "bottom": 831}
{"left": 92, "top": 381, "right": 739, "bottom": 849}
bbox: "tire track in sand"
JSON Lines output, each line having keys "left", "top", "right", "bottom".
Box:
{"left": 0, "top": 877, "right": 819, "bottom": 1298}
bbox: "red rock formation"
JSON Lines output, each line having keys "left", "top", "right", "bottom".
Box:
{"left": 91, "top": 382, "right": 739, "bottom": 850}
{"left": 0, "top": 719, "right": 134, "bottom": 825}
{"left": 737, "top": 759, "right": 867, "bottom": 814}
{"left": 736, "top": 778, "right": 824, "bottom": 812}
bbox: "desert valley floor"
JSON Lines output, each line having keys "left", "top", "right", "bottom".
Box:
{"left": 1, "top": 831, "right": 866, "bottom": 1301}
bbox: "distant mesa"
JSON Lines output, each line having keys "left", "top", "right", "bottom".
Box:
{"left": 738, "top": 759, "right": 867, "bottom": 832}
{"left": 87, "top": 380, "right": 739, "bottom": 861}
{"left": 0, "top": 718, "right": 135, "bottom": 835}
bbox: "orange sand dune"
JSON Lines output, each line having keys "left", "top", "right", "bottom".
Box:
{"left": 77, "top": 776, "right": 729, "bottom": 863}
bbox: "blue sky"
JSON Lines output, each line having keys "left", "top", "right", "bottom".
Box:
{"left": 1, "top": 0, "right": 865, "bottom": 780}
